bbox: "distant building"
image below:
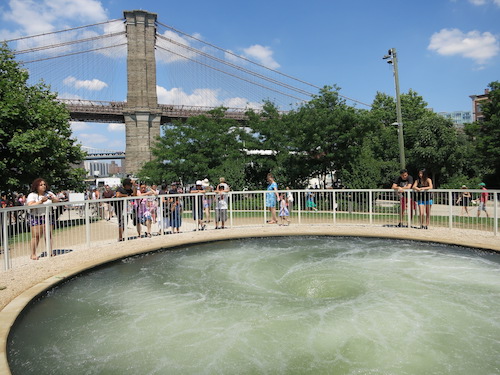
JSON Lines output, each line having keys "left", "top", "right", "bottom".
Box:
{"left": 84, "top": 161, "right": 109, "bottom": 177}
{"left": 469, "top": 88, "right": 490, "bottom": 122}
{"left": 108, "top": 161, "right": 123, "bottom": 175}
{"left": 437, "top": 111, "right": 472, "bottom": 128}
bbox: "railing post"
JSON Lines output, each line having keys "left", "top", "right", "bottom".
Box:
{"left": 2, "top": 211, "right": 10, "bottom": 270}
{"left": 406, "top": 189, "right": 411, "bottom": 228}
{"left": 123, "top": 199, "right": 128, "bottom": 242}
{"left": 297, "top": 191, "right": 302, "bottom": 225}
{"left": 44, "top": 205, "right": 51, "bottom": 257}
{"left": 194, "top": 193, "right": 199, "bottom": 231}
{"left": 158, "top": 196, "right": 164, "bottom": 236}
{"left": 448, "top": 191, "right": 453, "bottom": 230}
{"left": 369, "top": 190, "right": 373, "bottom": 225}
{"left": 85, "top": 201, "right": 91, "bottom": 248}
{"left": 263, "top": 191, "right": 267, "bottom": 224}
{"left": 494, "top": 192, "right": 498, "bottom": 236}
{"left": 229, "top": 192, "right": 233, "bottom": 228}
{"left": 333, "top": 191, "right": 336, "bottom": 225}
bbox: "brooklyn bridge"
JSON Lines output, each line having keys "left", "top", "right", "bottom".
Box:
{"left": 6, "top": 10, "right": 366, "bottom": 174}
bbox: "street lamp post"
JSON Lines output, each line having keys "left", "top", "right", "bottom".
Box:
{"left": 383, "top": 48, "right": 406, "bottom": 169}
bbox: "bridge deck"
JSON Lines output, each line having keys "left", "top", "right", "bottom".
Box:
{"left": 60, "top": 99, "right": 255, "bottom": 123}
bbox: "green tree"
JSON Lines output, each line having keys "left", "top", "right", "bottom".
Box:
{"left": 0, "top": 44, "right": 85, "bottom": 193}
{"left": 140, "top": 107, "right": 248, "bottom": 189}
{"left": 472, "top": 81, "right": 500, "bottom": 187}
{"left": 404, "top": 113, "right": 463, "bottom": 186}
{"left": 287, "top": 86, "right": 379, "bottom": 188}
{"left": 244, "top": 101, "right": 297, "bottom": 188}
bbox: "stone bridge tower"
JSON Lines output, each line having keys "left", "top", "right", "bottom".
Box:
{"left": 123, "top": 10, "right": 161, "bottom": 175}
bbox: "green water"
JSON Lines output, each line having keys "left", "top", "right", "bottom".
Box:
{"left": 8, "top": 237, "right": 500, "bottom": 374}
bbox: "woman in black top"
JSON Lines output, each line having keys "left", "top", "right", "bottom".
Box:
{"left": 412, "top": 168, "right": 433, "bottom": 229}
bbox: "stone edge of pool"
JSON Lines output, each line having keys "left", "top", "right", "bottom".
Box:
{"left": 1, "top": 225, "right": 499, "bottom": 375}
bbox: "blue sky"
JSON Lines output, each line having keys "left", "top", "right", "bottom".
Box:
{"left": 1, "top": 0, "right": 499, "bottom": 155}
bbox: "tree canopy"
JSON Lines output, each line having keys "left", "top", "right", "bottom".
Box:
{"left": 0, "top": 44, "right": 86, "bottom": 193}
{"left": 468, "top": 81, "right": 500, "bottom": 187}
{"left": 138, "top": 83, "right": 494, "bottom": 190}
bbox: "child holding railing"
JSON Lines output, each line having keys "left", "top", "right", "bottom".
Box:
{"left": 279, "top": 194, "right": 290, "bottom": 226}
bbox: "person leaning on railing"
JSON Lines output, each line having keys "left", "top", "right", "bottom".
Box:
{"left": 115, "top": 178, "right": 137, "bottom": 242}
{"left": 412, "top": 168, "right": 433, "bottom": 229}
{"left": 391, "top": 169, "right": 414, "bottom": 228}
{"left": 26, "top": 178, "right": 59, "bottom": 260}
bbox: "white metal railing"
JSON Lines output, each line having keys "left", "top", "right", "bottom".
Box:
{"left": 1, "top": 189, "right": 498, "bottom": 271}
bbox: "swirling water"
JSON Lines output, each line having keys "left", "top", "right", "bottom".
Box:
{"left": 8, "top": 237, "right": 500, "bottom": 374}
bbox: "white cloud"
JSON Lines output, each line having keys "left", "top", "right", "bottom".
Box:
{"left": 2, "top": 0, "right": 107, "bottom": 36}
{"left": 242, "top": 45, "right": 280, "bottom": 69}
{"left": 157, "top": 86, "right": 221, "bottom": 106}
{"left": 0, "top": 0, "right": 122, "bottom": 60}
{"left": 428, "top": 28, "right": 499, "bottom": 64}
{"left": 78, "top": 132, "right": 108, "bottom": 144}
{"left": 156, "top": 30, "right": 199, "bottom": 63}
{"left": 70, "top": 122, "right": 90, "bottom": 131}
{"left": 222, "top": 97, "right": 262, "bottom": 110}
{"left": 468, "top": 0, "right": 500, "bottom": 6}
{"left": 63, "top": 76, "right": 108, "bottom": 90}
{"left": 107, "top": 123, "right": 125, "bottom": 132}
{"left": 157, "top": 85, "right": 262, "bottom": 110}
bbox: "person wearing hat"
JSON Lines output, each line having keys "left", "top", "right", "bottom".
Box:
{"left": 456, "top": 185, "right": 471, "bottom": 217}
{"left": 476, "top": 182, "right": 490, "bottom": 218}
{"left": 190, "top": 180, "right": 206, "bottom": 230}
{"left": 215, "top": 177, "right": 230, "bottom": 229}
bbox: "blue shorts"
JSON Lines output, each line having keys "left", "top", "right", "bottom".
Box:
{"left": 417, "top": 199, "right": 433, "bottom": 206}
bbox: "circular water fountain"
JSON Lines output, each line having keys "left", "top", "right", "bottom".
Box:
{"left": 8, "top": 236, "right": 500, "bottom": 374}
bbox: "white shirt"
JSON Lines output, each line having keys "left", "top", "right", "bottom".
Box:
{"left": 27, "top": 191, "right": 54, "bottom": 215}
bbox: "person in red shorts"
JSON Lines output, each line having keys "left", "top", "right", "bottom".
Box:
{"left": 391, "top": 169, "right": 414, "bottom": 227}
{"left": 476, "top": 182, "right": 490, "bottom": 218}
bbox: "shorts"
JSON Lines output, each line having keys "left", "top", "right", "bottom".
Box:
{"left": 417, "top": 199, "right": 433, "bottom": 206}
{"left": 400, "top": 197, "right": 416, "bottom": 211}
{"left": 216, "top": 209, "right": 227, "bottom": 222}
{"left": 479, "top": 202, "right": 487, "bottom": 211}
{"left": 29, "top": 215, "right": 53, "bottom": 227}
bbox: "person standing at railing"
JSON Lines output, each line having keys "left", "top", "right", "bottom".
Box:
{"left": 137, "top": 183, "right": 156, "bottom": 238}
{"left": 215, "top": 177, "right": 230, "bottom": 229}
{"left": 286, "top": 187, "right": 294, "bottom": 217}
{"left": 169, "top": 185, "right": 183, "bottom": 234}
{"left": 413, "top": 168, "right": 433, "bottom": 229}
{"left": 115, "top": 178, "right": 137, "bottom": 242}
{"left": 456, "top": 185, "right": 471, "bottom": 217}
{"left": 191, "top": 181, "right": 206, "bottom": 230}
{"left": 476, "top": 182, "right": 490, "bottom": 218}
{"left": 279, "top": 194, "right": 290, "bottom": 226}
{"left": 102, "top": 185, "right": 115, "bottom": 220}
{"left": 26, "top": 178, "right": 59, "bottom": 260}
{"left": 391, "top": 169, "right": 414, "bottom": 228}
{"left": 266, "top": 173, "right": 279, "bottom": 224}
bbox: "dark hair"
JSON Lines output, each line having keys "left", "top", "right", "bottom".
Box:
{"left": 31, "top": 178, "right": 48, "bottom": 192}
{"left": 122, "top": 178, "right": 132, "bottom": 187}
{"left": 400, "top": 169, "right": 408, "bottom": 174}
{"left": 418, "top": 168, "right": 429, "bottom": 180}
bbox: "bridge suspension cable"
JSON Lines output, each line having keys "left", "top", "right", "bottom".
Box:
{"left": 13, "top": 32, "right": 126, "bottom": 56}
{"left": 157, "top": 21, "right": 371, "bottom": 107}
{"left": 3, "top": 19, "right": 124, "bottom": 43}
{"left": 17, "top": 43, "right": 128, "bottom": 64}
{"left": 156, "top": 44, "right": 307, "bottom": 103}
{"left": 156, "top": 33, "right": 314, "bottom": 98}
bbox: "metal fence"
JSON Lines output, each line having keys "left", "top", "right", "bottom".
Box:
{"left": 1, "top": 189, "right": 498, "bottom": 271}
